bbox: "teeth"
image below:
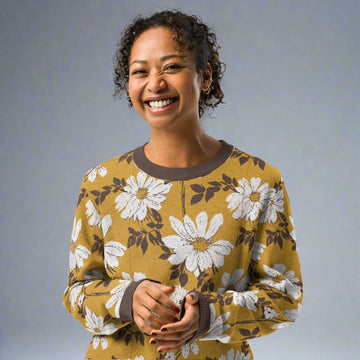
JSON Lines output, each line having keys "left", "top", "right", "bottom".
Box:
{"left": 148, "top": 98, "right": 174, "bottom": 108}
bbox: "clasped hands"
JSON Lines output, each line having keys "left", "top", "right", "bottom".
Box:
{"left": 133, "top": 280, "right": 200, "bottom": 353}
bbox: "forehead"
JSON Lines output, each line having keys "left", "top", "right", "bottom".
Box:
{"left": 130, "top": 26, "right": 187, "bottom": 62}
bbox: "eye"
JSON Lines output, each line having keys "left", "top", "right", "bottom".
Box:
{"left": 164, "top": 64, "right": 183, "bottom": 72}
{"left": 131, "top": 69, "right": 147, "bottom": 76}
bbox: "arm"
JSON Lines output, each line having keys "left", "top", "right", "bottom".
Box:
{"left": 151, "top": 177, "right": 302, "bottom": 350}
{"left": 62, "top": 174, "right": 142, "bottom": 335}
{"left": 197, "top": 178, "right": 303, "bottom": 343}
{"left": 62, "top": 173, "right": 180, "bottom": 337}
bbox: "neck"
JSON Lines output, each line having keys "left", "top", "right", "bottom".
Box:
{"left": 145, "top": 127, "right": 221, "bottom": 168}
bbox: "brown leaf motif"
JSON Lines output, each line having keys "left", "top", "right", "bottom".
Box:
{"left": 231, "top": 149, "right": 266, "bottom": 170}
{"left": 239, "top": 326, "right": 260, "bottom": 340}
{"left": 118, "top": 151, "right": 133, "bottom": 164}
{"left": 127, "top": 211, "right": 163, "bottom": 255}
{"left": 236, "top": 226, "right": 257, "bottom": 250}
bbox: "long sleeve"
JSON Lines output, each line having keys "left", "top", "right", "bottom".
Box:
{"left": 62, "top": 172, "right": 143, "bottom": 337}
{"left": 62, "top": 145, "right": 303, "bottom": 359}
{"left": 194, "top": 177, "right": 303, "bottom": 343}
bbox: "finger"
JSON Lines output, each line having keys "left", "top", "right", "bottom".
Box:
{"left": 150, "top": 325, "right": 196, "bottom": 342}
{"left": 186, "top": 292, "right": 199, "bottom": 305}
{"left": 146, "top": 285, "right": 180, "bottom": 313}
{"left": 145, "top": 298, "right": 180, "bottom": 323}
{"left": 137, "top": 306, "right": 169, "bottom": 329}
{"left": 134, "top": 315, "right": 155, "bottom": 335}
{"left": 155, "top": 336, "right": 193, "bottom": 353}
{"left": 158, "top": 304, "right": 199, "bottom": 334}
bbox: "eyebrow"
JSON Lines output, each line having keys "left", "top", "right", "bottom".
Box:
{"left": 129, "top": 54, "right": 183, "bottom": 67}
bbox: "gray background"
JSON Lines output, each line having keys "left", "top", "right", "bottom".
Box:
{"left": 1, "top": 0, "right": 359, "bottom": 359}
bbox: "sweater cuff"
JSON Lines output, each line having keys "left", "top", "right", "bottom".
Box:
{"left": 180, "top": 291, "right": 210, "bottom": 340}
{"left": 119, "top": 278, "right": 160, "bottom": 322}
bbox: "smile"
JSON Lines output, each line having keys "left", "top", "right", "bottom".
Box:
{"left": 147, "top": 98, "right": 176, "bottom": 109}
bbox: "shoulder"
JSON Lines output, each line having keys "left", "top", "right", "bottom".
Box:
{"left": 228, "top": 146, "right": 283, "bottom": 185}
{"left": 79, "top": 146, "right": 140, "bottom": 187}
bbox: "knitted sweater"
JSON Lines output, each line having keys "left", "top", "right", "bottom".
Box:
{"left": 62, "top": 141, "right": 303, "bottom": 360}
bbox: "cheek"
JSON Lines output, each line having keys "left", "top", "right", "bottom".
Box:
{"left": 128, "top": 81, "right": 135, "bottom": 97}
{"left": 128, "top": 81, "right": 140, "bottom": 104}
{"left": 184, "top": 78, "right": 201, "bottom": 100}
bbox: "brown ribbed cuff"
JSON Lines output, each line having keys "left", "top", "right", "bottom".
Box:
{"left": 119, "top": 278, "right": 160, "bottom": 322}
{"left": 180, "top": 291, "right": 210, "bottom": 340}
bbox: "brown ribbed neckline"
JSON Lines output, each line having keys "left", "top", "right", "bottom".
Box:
{"left": 133, "top": 140, "right": 234, "bottom": 181}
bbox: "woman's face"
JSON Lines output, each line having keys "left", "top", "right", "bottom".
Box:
{"left": 128, "top": 26, "right": 209, "bottom": 131}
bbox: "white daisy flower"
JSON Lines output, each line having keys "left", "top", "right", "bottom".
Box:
{"left": 69, "top": 283, "right": 83, "bottom": 310}
{"left": 169, "top": 284, "right": 189, "bottom": 306}
{"left": 200, "top": 304, "right": 231, "bottom": 343}
{"left": 85, "top": 200, "right": 112, "bottom": 237}
{"left": 251, "top": 242, "right": 266, "bottom": 261}
{"left": 87, "top": 165, "right": 107, "bottom": 183}
{"left": 104, "top": 241, "right": 127, "bottom": 270}
{"left": 283, "top": 303, "right": 302, "bottom": 322}
{"left": 219, "top": 348, "right": 251, "bottom": 360}
{"left": 217, "top": 268, "right": 249, "bottom": 294}
{"left": 261, "top": 264, "right": 301, "bottom": 299}
{"left": 230, "top": 290, "right": 258, "bottom": 311}
{"left": 264, "top": 306, "right": 279, "bottom": 319}
{"left": 101, "top": 214, "right": 112, "bottom": 237}
{"left": 271, "top": 322, "right": 292, "bottom": 330}
{"left": 92, "top": 335, "right": 109, "bottom": 350}
{"left": 226, "top": 177, "right": 273, "bottom": 221}
{"left": 105, "top": 280, "right": 131, "bottom": 318}
{"left": 163, "top": 212, "right": 234, "bottom": 277}
{"left": 85, "top": 307, "right": 118, "bottom": 336}
{"left": 78, "top": 293, "right": 85, "bottom": 309}
{"left": 85, "top": 200, "right": 101, "bottom": 227}
{"left": 182, "top": 341, "right": 199, "bottom": 358}
{"left": 115, "top": 171, "right": 172, "bottom": 221}
{"left": 69, "top": 218, "right": 90, "bottom": 271}
{"left": 164, "top": 352, "right": 176, "bottom": 360}
{"left": 121, "top": 271, "right": 146, "bottom": 282}
{"left": 289, "top": 216, "right": 296, "bottom": 241}
{"left": 260, "top": 189, "right": 284, "bottom": 224}
{"left": 105, "top": 273, "right": 145, "bottom": 318}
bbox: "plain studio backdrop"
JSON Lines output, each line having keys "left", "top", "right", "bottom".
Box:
{"left": 1, "top": 1, "right": 359, "bottom": 359}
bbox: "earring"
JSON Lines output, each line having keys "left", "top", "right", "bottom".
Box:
{"left": 203, "top": 87, "right": 211, "bottom": 95}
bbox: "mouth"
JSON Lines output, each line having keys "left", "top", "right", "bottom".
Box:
{"left": 145, "top": 97, "right": 177, "bottom": 109}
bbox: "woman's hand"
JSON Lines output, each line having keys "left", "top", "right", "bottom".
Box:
{"left": 149, "top": 292, "right": 200, "bottom": 353}
{"left": 132, "top": 280, "right": 181, "bottom": 335}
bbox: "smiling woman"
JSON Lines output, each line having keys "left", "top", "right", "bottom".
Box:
{"left": 128, "top": 26, "right": 209, "bottom": 132}
{"left": 62, "top": 10, "right": 303, "bottom": 360}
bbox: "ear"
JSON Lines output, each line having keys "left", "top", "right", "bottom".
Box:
{"left": 200, "top": 63, "right": 212, "bottom": 92}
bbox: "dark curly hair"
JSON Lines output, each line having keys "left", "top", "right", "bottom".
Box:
{"left": 113, "top": 10, "right": 225, "bottom": 117}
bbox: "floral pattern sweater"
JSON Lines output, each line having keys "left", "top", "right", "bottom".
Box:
{"left": 62, "top": 141, "right": 303, "bottom": 360}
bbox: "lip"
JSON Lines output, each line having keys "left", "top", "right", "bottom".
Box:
{"left": 143, "top": 95, "right": 177, "bottom": 102}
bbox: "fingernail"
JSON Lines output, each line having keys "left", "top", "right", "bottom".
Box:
{"left": 150, "top": 340, "right": 156, "bottom": 345}
{"left": 150, "top": 332, "right": 157, "bottom": 337}
{"left": 158, "top": 350, "right": 162, "bottom": 353}
{"left": 161, "top": 328, "right": 167, "bottom": 332}
{"left": 173, "top": 306, "right": 180, "bottom": 313}
{"left": 189, "top": 293, "right": 195, "bottom": 300}
{"left": 173, "top": 317, "right": 179, "bottom": 322}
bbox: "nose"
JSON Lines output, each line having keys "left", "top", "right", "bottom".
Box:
{"left": 147, "top": 72, "right": 167, "bottom": 93}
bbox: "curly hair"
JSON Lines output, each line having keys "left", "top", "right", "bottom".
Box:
{"left": 113, "top": 10, "right": 225, "bottom": 117}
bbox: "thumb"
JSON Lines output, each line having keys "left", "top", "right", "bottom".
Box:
{"left": 186, "top": 292, "right": 199, "bottom": 305}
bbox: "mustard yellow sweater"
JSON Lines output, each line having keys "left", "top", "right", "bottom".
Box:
{"left": 62, "top": 141, "right": 303, "bottom": 360}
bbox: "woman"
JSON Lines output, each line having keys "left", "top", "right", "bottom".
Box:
{"left": 63, "top": 10, "right": 303, "bottom": 360}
